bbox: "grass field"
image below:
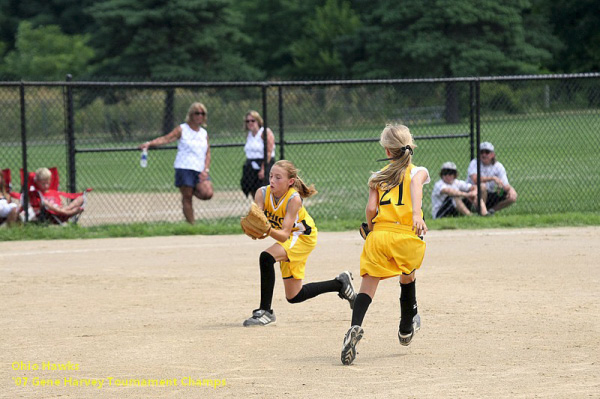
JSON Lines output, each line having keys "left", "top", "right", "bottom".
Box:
{"left": 1, "top": 211, "right": 599, "bottom": 242}
{"left": 1, "top": 111, "right": 598, "bottom": 225}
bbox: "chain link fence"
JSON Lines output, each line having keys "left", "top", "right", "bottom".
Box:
{"left": 1, "top": 74, "right": 599, "bottom": 226}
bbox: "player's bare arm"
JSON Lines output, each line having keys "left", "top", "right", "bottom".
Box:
{"left": 410, "top": 170, "right": 428, "bottom": 236}
{"left": 253, "top": 187, "right": 265, "bottom": 211}
{"left": 365, "top": 188, "right": 379, "bottom": 231}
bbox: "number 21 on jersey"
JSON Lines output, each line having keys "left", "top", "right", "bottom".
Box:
{"left": 379, "top": 182, "right": 404, "bottom": 206}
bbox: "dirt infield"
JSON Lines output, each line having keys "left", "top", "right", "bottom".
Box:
{"left": 1, "top": 227, "right": 599, "bottom": 398}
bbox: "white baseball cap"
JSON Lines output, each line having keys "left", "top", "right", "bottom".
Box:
{"left": 441, "top": 161, "right": 457, "bottom": 171}
{"left": 480, "top": 142, "right": 495, "bottom": 152}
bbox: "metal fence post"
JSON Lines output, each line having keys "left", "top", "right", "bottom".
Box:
{"left": 278, "top": 86, "right": 284, "bottom": 160}
{"left": 20, "top": 81, "right": 29, "bottom": 222}
{"left": 262, "top": 84, "right": 268, "bottom": 163}
{"left": 475, "top": 79, "right": 482, "bottom": 215}
{"left": 162, "top": 87, "right": 175, "bottom": 134}
{"left": 469, "top": 81, "right": 475, "bottom": 162}
{"left": 65, "top": 74, "right": 76, "bottom": 193}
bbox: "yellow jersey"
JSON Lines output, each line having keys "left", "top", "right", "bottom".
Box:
{"left": 262, "top": 186, "right": 316, "bottom": 236}
{"left": 372, "top": 164, "right": 424, "bottom": 234}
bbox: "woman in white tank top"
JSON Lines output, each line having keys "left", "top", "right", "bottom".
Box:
{"left": 140, "top": 102, "right": 213, "bottom": 224}
{"left": 241, "top": 110, "right": 275, "bottom": 198}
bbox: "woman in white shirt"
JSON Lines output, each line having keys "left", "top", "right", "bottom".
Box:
{"left": 241, "top": 110, "right": 275, "bottom": 198}
{"left": 140, "top": 102, "right": 213, "bottom": 224}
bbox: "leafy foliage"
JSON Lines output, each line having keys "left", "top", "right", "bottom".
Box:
{"left": 290, "top": 0, "right": 361, "bottom": 78}
{"left": 1, "top": 21, "right": 94, "bottom": 79}
{"left": 86, "top": 0, "right": 261, "bottom": 80}
{"left": 231, "top": 0, "right": 320, "bottom": 79}
{"left": 351, "top": 0, "right": 558, "bottom": 78}
{"left": 0, "top": 0, "right": 597, "bottom": 81}
{"left": 0, "top": 0, "right": 95, "bottom": 52}
{"left": 548, "top": 0, "right": 600, "bottom": 72}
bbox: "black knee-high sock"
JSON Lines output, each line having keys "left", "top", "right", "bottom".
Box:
{"left": 400, "top": 280, "right": 417, "bottom": 333}
{"left": 287, "top": 279, "right": 342, "bottom": 303}
{"left": 259, "top": 252, "right": 276, "bottom": 311}
{"left": 351, "top": 293, "right": 372, "bottom": 326}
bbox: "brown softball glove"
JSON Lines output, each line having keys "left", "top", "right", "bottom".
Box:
{"left": 241, "top": 202, "right": 271, "bottom": 240}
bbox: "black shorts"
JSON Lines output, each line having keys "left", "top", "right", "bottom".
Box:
{"left": 486, "top": 191, "right": 507, "bottom": 209}
{"left": 435, "top": 197, "right": 474, "bottom": 219}
{"left": 435, "top": 197, "right": 459, "bottom": 219}
{"left": 241, "top": 158, "right": 274, "bottom": 197}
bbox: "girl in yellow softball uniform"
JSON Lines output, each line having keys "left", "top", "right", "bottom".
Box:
{"left": 341, "top": 124, "right": 430, "bottom": 365}
{"left": 243, "top": 160, "right": 357, "bottom": 327}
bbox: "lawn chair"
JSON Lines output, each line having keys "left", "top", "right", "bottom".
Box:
{"left": 20, "top": 167, "right": 92, "bottom": 225}
{"left": 1, "top": 169, "right": 21, "bottom": 198}
{"left": 1, "top": 168, "right": 21, "bottom": 226}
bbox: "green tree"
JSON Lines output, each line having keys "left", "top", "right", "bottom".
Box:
{"left": 290, "top": 0, "right": 361, "bottom": 78}
{"left": 1, "top": 21, "right": 94, "bottom": 80}
{"left": 349, "top": 0, "right": 559, "bottom": 122}
{"left": 0, "top": 0, "right": 94, "bottom": 53}
{"left": 87, "top": 0, "right": 260, "bottom": 80}
{"left": 548, "top": 0, "right": 600, "bottom": 72}
{"left": 232, "top": 0, "right": 321, "bottom": 79}
{"left": 352, "top": 0, "right": 557, "bottom": 78}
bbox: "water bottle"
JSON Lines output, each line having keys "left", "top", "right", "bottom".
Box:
{"left": 140, "top": 148, "right": 148, "bottom": 168}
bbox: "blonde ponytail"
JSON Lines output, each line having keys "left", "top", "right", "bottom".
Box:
{"left": 368, "top": 124, "right": 416, "bottom": 190}
{"left": 292, "top": 177, "right": 317, "bottom": 198}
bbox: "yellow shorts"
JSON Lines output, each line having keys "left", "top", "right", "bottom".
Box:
{"left": 278, "top": 231, "right": 317, "bottom": 280}
{"left": 360, "top": 230, "right": 426, "bottom": 279}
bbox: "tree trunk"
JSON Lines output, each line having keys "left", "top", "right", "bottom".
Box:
{"left": 162, "top": 88, "right": 175, "bottom": 134}
{"left": 444, "top": 82, "right": 460, "bottom": 124}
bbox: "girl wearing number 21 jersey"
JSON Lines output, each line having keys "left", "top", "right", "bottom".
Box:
{"left": 341, "top": 124, "right": 430, "bottom": 366}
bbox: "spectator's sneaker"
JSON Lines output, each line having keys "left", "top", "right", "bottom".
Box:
{"left": 243, "top": 309, "right": 276, "bottom": 327}
{"left": 398, "top": 313, "right": 421, "bottom": 346}
{"left": 336, "top": 271, "right": 357, "bottom": 309}
{"left": 341, "top": 325, "right": 364, "bottom": 365}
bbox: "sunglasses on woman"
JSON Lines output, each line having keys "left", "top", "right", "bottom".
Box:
{"left": 245, "top": 119, "right": 256, "bottom": 123}
{"left": 194, "top": 111, "right": 206, "bottom": 116}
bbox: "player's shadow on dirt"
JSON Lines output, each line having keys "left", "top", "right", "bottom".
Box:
{"left": 294, "top": 350, "right": 410, "bottom": 366}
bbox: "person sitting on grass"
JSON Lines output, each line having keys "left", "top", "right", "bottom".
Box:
{"left": 431, "top": 161, "right": 487, "bottom": 219}
{"left": 467, "top": 142, "right": 517, "bottom": 215}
